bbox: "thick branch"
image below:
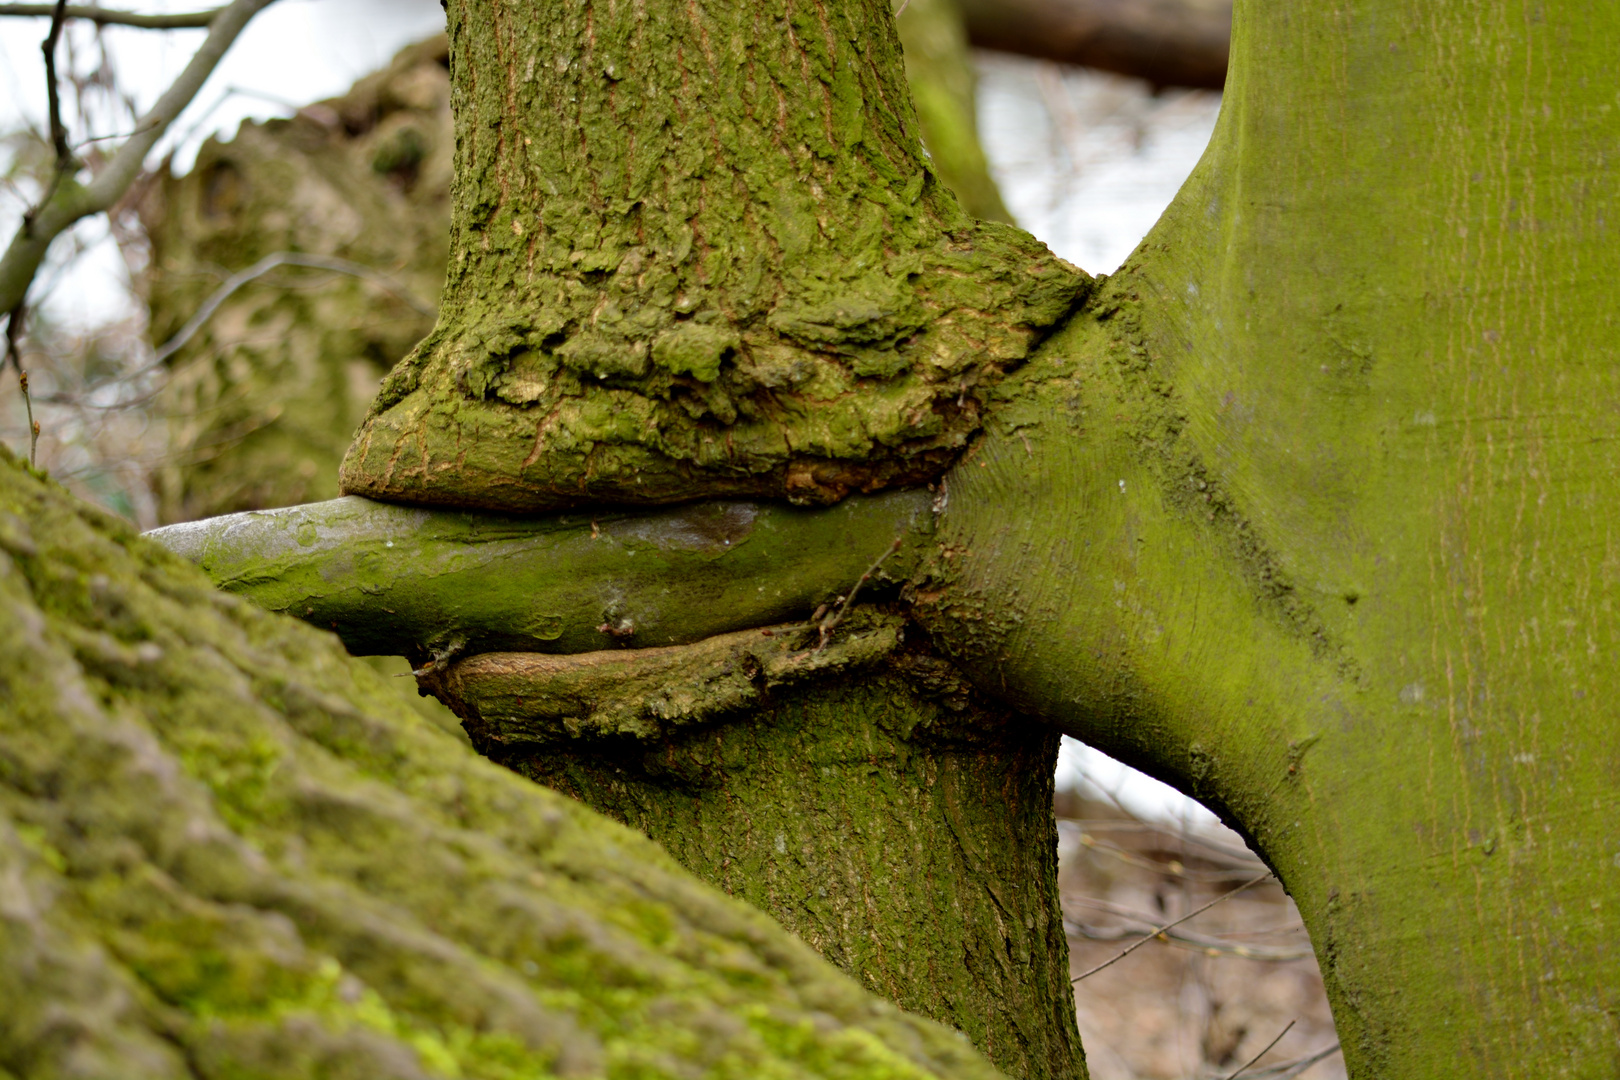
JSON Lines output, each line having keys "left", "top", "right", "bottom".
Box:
{"left": 0, "top": 3, "right": 222, "bottom": 28}
{"left": 0, "top": 0, "right": 277, "bottom": 314}
{"left": 144, "top": 489, "right": 933, "bottom": 659}
{"left": 958, "top": 0, "right": 1230, "bottom": 90}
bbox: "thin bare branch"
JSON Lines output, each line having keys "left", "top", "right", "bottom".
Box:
{"left": 0, "top": 4, "right": 222, "bottom": 29}
{"left": 3, "top": 305, "right": 39, "bottom": 466}
{"left": 1240, "top": 1043, "right": 1341, "bottom": 1080}
{"left": 1072, "top": 829, "right": 1264, "bottom": 882}
{"left": 1058, "top": 817, "right": 1266, "bottom": 865}
{"left": 0, "top": 0, "right": 279, "bottom": 315}
{"left": 153, "top": 251, "right": 434, "bottom": 362}
{"left": 1223, "top": 1020, "right": 1294, "bottom": 1080}
{"left": 1071, "top": 871, "right": 1272, "bottom": 983}
{"left": 42, "top": 0, "right": 72, "bottom": 167}
{"left": 36, "top": 251, "right": 433, "bottom": 407}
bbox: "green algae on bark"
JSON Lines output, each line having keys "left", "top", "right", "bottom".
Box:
{"left": 897, "top": 1, "right": 1620, "bottom": 1075}
{"left": 0, "top": 443, "right": 1009, "bottom": 1080}
{"left": 428, "top": 610, "right": 1085, "bottom": 1080}
{"left": 144, "top": 487, "right": 933, "bottom": 659}
{"left": 338, "top": 0, "right": 1087, "bottom": 513}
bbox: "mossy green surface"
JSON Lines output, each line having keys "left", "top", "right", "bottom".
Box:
{"left": 145, "top": 489, "right": 933, "bottom": 659}
{"left": 894, "top": 0, "right": 1014, "bottom": 227}
{"left": 903, "top": 2, "right": 1620, "bottom": 1075}
{"left": 433, "top": 612, "right": 1083, "bottom": 1080}
{"left": 0, "top": 444, "right": 1008, "bottom": 1080}
{"left": 339, "top": 0, "right": 1086, "bottom": 512}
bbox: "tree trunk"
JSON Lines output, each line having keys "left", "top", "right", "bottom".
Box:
{"left": 905, "top": 2, "right": 1620, "bottom": 1075}
{"left": 337, "top": 0, "right": 1084, "bottom": 512}
{"left": 895, "top": 0, "right": 1016, "bottom": 225}
{"left": 140, "top": 0, "right": 1620, "bottom": 1076}
{"left": 0, "top": 444, "right": 1008, "bottom": 1080}
{"left": 431, "top": 615, "right": 1083, "bottom": 1080}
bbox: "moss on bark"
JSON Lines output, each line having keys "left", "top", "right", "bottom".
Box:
{"left": 338, "top": 0, "right": 1086, "bottom": 513}
{"left": 0, "top": 443, "right": 1011, "bottom": 1080}
{"left": 899, "top": 2, "right": 1620, "bottom": 1075}
{"left": 425, "top": 611, "right": 1084, "bottom": 1080}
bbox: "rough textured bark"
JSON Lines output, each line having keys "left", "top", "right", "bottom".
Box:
{"left": 338, "top": 0, "right": 1085, "bottom": 512}
{"left": 426, "top": 612, "right": 1083, "bottom": 1080}
{"left": 956, "top": 0, "right": 1230, "bottom": 91}
{"left": 148, "top": 494, "right": 1090, "bottom": 1079}
{"left": 0, "top": 443, "right": 1009, "bottom": 1080}
{"left": 140, "top": 38, "right": 452, "bottom": 523}
{"left": 140, "top": 20, "right": 1022, "bottom": 525}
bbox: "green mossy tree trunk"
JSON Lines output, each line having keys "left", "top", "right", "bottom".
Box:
{"left": 144, "top": 0, "right": 1620, "bottom": 1076}
{"left": 904, "top": 1, "right": 1620, "bottom": 1076}
{"left": 894, "top": 0, "right": 1015, "bottom": 226}
{"left": 431, "top": 614, "right": 1082, "bottom": 1080}
{"left": 0, "top": 445, "right": 1010, "bottom": 1080}
{"left": 338, "top": 0, "right": 1083, "bottom": 512}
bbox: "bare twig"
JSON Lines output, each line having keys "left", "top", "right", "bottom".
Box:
{"left": 4, "top": 306, "right": 39, "bottom": 466}
{"left": 153, "top": 251, "right": 433, "bottom": 360}
{"left": 1062, "top": 894, "right": 1314, "bottom": 962}
{"left": 0, "top": 0, "right": 280, "bottom": 315}
{"left": 1071, "top": 871, "right": 1272, "bottom": 983}
{"left": 42, "top": 0, "right": 73, "bottom": 168}
{"left": 0, "top": 4, "right": 223, "bottom": 29}
{"left": 816, "top": 535, "right": 904, "bottom": 650}
{"left": 1223, "top": 1020, "right": 1294, "bottom": 1080}
{"left": 1240, "top": 1042, "right": 1341, "bottom": 1080}
{"left": 1059, "top": 817, "right": 1266, "bottom": 866}
{"left": 37, "top": 252, "right": 432, "bottom": 409}
{"left": 1070, "top": 829, "right": 1264, "bottom": 882}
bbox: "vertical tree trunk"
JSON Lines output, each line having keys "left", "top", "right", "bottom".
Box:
{"left": 338, "top": 0, "right": 1084, "bottom": 512}
{"left": 895, "top": 0, "right": 1016, "bottom": 225}
{"left": 908, "top": 2, "right": 1620, "bottom": 1075}
{"left": 429, "top": 615, "right": 1085, "bottom": 1080}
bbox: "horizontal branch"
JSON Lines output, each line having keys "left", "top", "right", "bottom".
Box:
{"left": 0, "top": 3, "right": 221, "bottom": 28}
{"left": 959, "top": 0, "right": 1230, "bottom": 90}
{"left": 0, "top": 0, "right": 277, "bottom": 315}
{"left": 145, "top": 490, "right": 934, "bottom": 658}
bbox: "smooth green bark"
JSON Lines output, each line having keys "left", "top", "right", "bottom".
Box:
{"left": 147, "top": 0, "right": 1620, "bottom": 1076}
{"left": 905, "top": 2, "right": 1620, "bottom": 1075}
{"left": 895, "top": 0, "right": 1014, "bottom": 226}
{"left": 145, "top": 488, "right": 931, "bottom": 659}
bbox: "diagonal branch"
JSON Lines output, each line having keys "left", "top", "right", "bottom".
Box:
{"left": 1071, "top": 871, "right": 1272, "bottom": 983}
{"left": 0, "top": 3, "right": 223, "bottom": 28}
{"left": 0, "top": 0, "right": 279, "bottom": 316}
{"left": 37, "top": 251, "right": 437, "bottom": 407}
